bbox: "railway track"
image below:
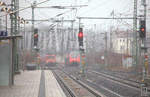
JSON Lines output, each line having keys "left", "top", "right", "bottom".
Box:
{"left": 61, "top": 66, "right": 142, "bottom": 97}
{"left": 83, "top": 70, "right": 141, "bottom": 97}
{"left": 88, "top": 70, "right": 141, "bottom": 89}
{"left": 52, "top": 70, "right": 77, "bottom": 97}
{"left": 53, "top": 69, "right": 105, "bottom": 97}
{"left": 55, "top": 65, "right": 144, "bottom": 96}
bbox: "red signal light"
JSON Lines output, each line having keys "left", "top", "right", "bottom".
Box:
{"left": 139, "top": 20, "right": 146, "bottom": 38}
{"left": 78, "top": 32, "right": 83, "bottom": 38}
{"left": 78, "top": 28, "right": 83, "bottom": 46}
{"left": 34, "top": 34, "right": 38, "bottom": 38}
{"left": 141, "top": 28, "right": 145, "bottom": 32}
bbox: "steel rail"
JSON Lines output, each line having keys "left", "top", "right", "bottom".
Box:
{"left": 58, "top": 69, "right": 105, "bottom": 97}
{"left": 52, "top": 70, "right": 77, "bottom": 97}
{"left": 89, "top": 70, "right": 141, "bottom": 89}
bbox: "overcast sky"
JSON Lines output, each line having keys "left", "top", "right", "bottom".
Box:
{"left": 18, "top": 0, "right": 150, "bottom": 31}
{"left": 19, "top": 0, "right": 133, "bottom": 23}
{"left": 1, "top": 0, "right": 149, "bottom": 31}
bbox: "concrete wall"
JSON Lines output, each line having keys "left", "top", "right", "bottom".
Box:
{"left": 0, "top": 41, "right": 12, "bottom": 86}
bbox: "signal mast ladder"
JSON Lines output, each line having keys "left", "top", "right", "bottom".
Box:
{"left": 141, "top": 77, "right": 150, "bottom": 97}
{"left": 141, "top": 83, "right": 148, "bottom": 97}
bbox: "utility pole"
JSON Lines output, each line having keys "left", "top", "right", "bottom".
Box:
{"left": 127, "top": 30, "right": 129, "bottom": 55}
{"left": 104, "top": 32, "right": 108, "bottom": 67}
{"left": 61, "top": 18, "right": 64, "bottom": 56}
{"left": 143, "top": 0, "right": 147, "bottom": 76}
{"left": 140, "top": 0, "right": 149, "bottom": 96}
{"left": 110, "top": 26, "right": 113, "bottom": 52}
{"left": 132, "top": 0, "right": 138, "bottom": 67}
{"left": 31, "top": 1, "right": 36, "bottom": 49}
{"left": 52, "top": 26, "right": 56, "bottom": 54}
{"left": 46, "top": 25, "right": 56, "bottom": 53}
{"left": 11, "top": 0, "right": 18, "bottom": 35}
{"left": 71, "top": 20, "right": 74, "bottom": 50}
{"left": 56, "top": 22, "right": 60, "bottom": 54}
{"left": 11, "top": 0, "right": 20, "bottom": 75}
{"left": 64, "top": 20, "right": 75, "bottom": 52}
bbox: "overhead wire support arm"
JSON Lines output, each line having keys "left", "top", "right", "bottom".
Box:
{"left": 19, "top": 5, "right": 88, "bottom": 9}
{"left": 77, "top": 16, "right": 140, "bottom": 20}
{"left": 25, "top": 19, "right": 75, "bottom": 22}
{"left": 25, "top": 19, "right": 50, "bottom": 21}
{"left": 54, "top": 20, "right": 76, "bottom": 22}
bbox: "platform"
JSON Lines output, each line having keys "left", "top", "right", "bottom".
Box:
{"left": 0, "top": 70, "right": 66, "bottom": 97}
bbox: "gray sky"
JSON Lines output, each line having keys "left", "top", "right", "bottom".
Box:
{"left": 19, "top": 0, "right": 134, "bottom": 27}
{"left": 1, "top": 0, "right": 148, "bottom": 31}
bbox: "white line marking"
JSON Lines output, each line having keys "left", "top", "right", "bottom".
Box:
{"left": 86, "top": 79, "right": 124, "bottom": 97}
{"left": 86, "top": 79, "right": 93, "bottom": 83}
{"left": 99, "top": 85, "right": 124, "bottom": 97}
{"left": 89, "top": 71, "right": 140, "bottom": 91}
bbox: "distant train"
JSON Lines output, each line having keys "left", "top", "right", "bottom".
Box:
{"left": 65, "top": 51, "right": 80, "bottom": 66}
{"left": 45, "top": 54, "right": 56, "bottom": 67}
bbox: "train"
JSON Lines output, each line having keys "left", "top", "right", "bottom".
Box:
{"left": 45, "top": 54, "right": 56, "bottom": 67}
{"left": 41, "top": 51, "right": 81, "bottom": 67}
{"left": 65, "top": 51, "right": 80, "bottom": 66}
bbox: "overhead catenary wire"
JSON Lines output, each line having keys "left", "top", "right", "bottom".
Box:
{"left": 0, "top": 0, "right": 51, "bottom": 17}
{"left": 45, "top": 24, "right": 57, "bottom": 48}
{"left": 34, "top": 8, "right": 76, "bottom": 26}
{"left": 77, "top": 0, "right": 110, "bottom": 16}
{"left": 76, "top": 0, "right": 131, "bottom": 31}
{"left": 77, "top": 0, "right": 133, "bottom": 22}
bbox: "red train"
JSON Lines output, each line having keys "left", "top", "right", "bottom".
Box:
{"left": 45, "top": 54, "right": 56, "bottom": 66}
{"left": 65, "top": 51, "right": 80, "bottom": 66}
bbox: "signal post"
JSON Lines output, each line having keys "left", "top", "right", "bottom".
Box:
{"left": 78, "top": 26, "right": 86, "bottom": 76}
{"left": 140, "top": 0, "right": 150, "bottom": 96}
{"left": 33, "top": 28, "right": 40, "bottom": 69}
